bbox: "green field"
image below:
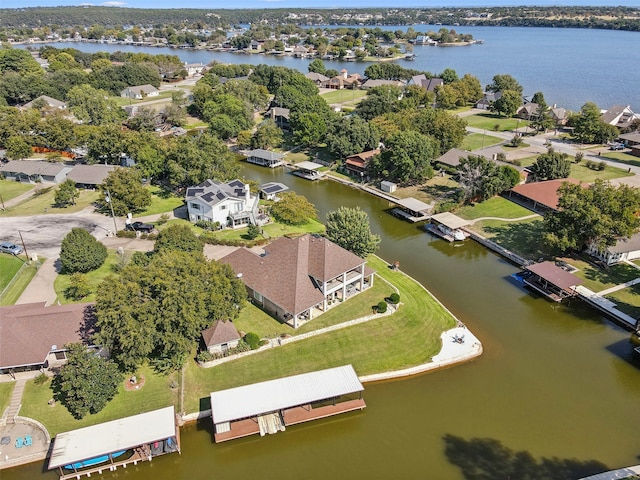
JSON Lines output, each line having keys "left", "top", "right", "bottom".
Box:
{"left": 558, "top": 256, "right": 640, "bottom": 292}
{"left": 461, "top": 133, "right": 504, "bottom": 151}
{"left": 0, "top": 257, "right": 41, "bottom": 306}
{"left": 465, "top": 113, "right": 529, "bottom": 132}
{"left": 136, "top": 186, "right": 184, "bottom": 216}
{"left": 320, "top": 89, "right": 367, "bottom": 105}
{"left": 0, "top": 254, "right": 24, "bottom": 291}
{"left": 456, "top": 196, "right": 537, "bottom": 221}
{"left": 0, "top": 187, "right": 99, "bottom": 217}
{"left": 470, "top": 217, "right": 548, "bottom": 261}
{"left": 0, "top": 180, "right": 34, "bottom": 203}
{"left": 604, "top": 285, "right": 640, "bottom": 319}
{"left": 569, "top": 163, "right": 633, "bottom": 182}
{"left": 53, "top": 251, "right": 122, "bottom": 304}
{"left": 183, "top": 255, "right": 457, "bottom": 412}
{"left": 19, "top": 364, "right": 178, "bottom": 437}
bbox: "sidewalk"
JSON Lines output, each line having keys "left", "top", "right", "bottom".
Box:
{"left": 15, "top": 259, "right": 58, "bottom": 306}
{"left": 1, "top": 187, "right": 37, "bottom": 210}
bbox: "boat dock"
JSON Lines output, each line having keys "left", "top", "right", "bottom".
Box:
{"left": 390, "top": 197, "right": 432, "bottom": 222}
{"left": 210, "top": 365, "right": 365, "bottom": 443}
{"left": 292, "top": 161, "right": 325, "bottom": 180}
{"left": 426, "top": 212, "right": 471, "bottom": 242}
{"left": 48, "top": 406, "right": 180, "bottom": 480}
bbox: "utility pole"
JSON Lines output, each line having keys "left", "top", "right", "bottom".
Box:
{"left": 105, "top": 188, "right": 118, "bottom": 235}
{"left": 18, "top": 230, "right": 29, "bottom": 260}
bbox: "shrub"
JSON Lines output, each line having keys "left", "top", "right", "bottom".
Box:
{"left": 493, "top": 123, "right": 500, "bottom": 132}
{"left": 243, "top": 332, "right": 261, "bottom": 350}
{"left": 598, "top": 161, "right": 607, "bottom": 171}
{"left": 377, "top": 301, "right": 388, "bottom": 313}
{"left": 434, "top": 201, "right": 459, "bottom": 214}
{"left": 156, "top": 213, "right": 170, "bottom": 226}
{"left": 388, "top": 293, "right": 400, "bottom": 304}
{"left": 34, "top": 373, "right": 49, "bottom": 385}
{"left": 195, "top": 220, "right": 221, "bottom": 231}
{"left": 64, "top": 273, "right": 92, "bottom": 300}
{"left": 196, "top": 350, "right": 214, "bottom": 363}
{"left": 246, "top": 223, "right": 261, "bottom": 240}
{"left": 60, "top": 228, "right": 108, "bottom": 273}
{"left": 574, "top": 151, "right": 584, "bottom": 163}
{"left": 510, "top": 134, "right": 523, "bottom": 147}
{"left": 116, "top": 230, "right": 137, "bottom": 238}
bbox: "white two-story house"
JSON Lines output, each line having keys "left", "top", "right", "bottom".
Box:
{"left": 186, "top": 179, "right": 260, "bottom": 229}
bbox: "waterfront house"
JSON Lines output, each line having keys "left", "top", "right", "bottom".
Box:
{"left": 434, "top": 148, "right": 471, "bottom": 169}
{"left": 476, "top": 91, "right": 502, "bottom": 110}
{"left": 506, "top": 178, "right": 582, "bottom": 214}
{"left": 408, "top": 75, "right": 443, "bottom": 92}
{"left": 245, "top": 149, "right": 285, "bottom": 168}
{"left": 601, "top": 105, "right": 639, "bottom": 130}
{"left": 22, "top": 95, "right": 67, "bottom": 110}
{"left": 0, "top": 160, "right": 72, "bottom": 184}
{"left": 184, "top": 62, "right": 206, "bottom": 76}
{"left": 619, "top": 132, "right": 640, "bottom": 147}
{"left": 360, "top": 79, "right": 405, "bottom": 90}
{"left": 266, "top": 107, "right": 291, "bottom": 131}
{"left": 0, "top": 302, "right": 98, "bottom": 375}
{"left": 550, "top": 106, "right": 568, "bottom": 126}
{"left": 327, "top": 70, "right": 361, "bottom": 89}
{"left": 344, "top": 149, "right": 380, "bottom": 177}
{"left": 185, "top": 179, "right": 261, "bottom": 228}
{"left": 202, "top": 320, "right": 241, "bottom": 355}
{"left": 120, "top": 84, "right": 159, "bottom": 100}
{"left": 219, "top": 234, "right": 375, "bottom": 328}
{"left": 586, "top": 232, "right": 640, "bottom": 267}
{"left": 516, "top": 102, "right": 540, "bottom": 120}
{"left": 305, "top": 72, "right": 329, "bottom": 86}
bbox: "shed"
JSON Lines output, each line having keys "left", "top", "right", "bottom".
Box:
{"left": 201, "top": 320, "right": 241, "bottom": 355}
{"left": 380, "top": 181, "right": 397, "bottom": 193}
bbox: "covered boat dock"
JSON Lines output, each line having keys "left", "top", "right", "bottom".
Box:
{"left": 48, "top": 406, "right": 180, "bottom": 480}
{"left": 292, "top": 161, "right": 324, "bottom": 180}
{"left": 522, "top": 261, "right": 584, "bottom": 302}
{"left": 210, "top": 364, "right": 365, "bottom": 443}
{"left": 391, "top": 197, "right": 431, "bottom": 222}
{"left": 245, "top": 149, "right": 285, "bottom": 168}
{"left": 426, "top": 212, "right": 470, "bottom": 241}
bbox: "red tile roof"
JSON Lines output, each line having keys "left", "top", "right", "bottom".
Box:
{"left": 0, "top": 302, "right": 96, "bottom": 370}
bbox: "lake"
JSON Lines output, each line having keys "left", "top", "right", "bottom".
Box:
{"left": 22, "top": 25, "right": 640, "bottom": 112}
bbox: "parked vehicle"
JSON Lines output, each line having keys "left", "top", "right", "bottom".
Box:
{"left": 0, "top": 242, "right": 23, "bottom": 255}
{"left": 609, "top": 143, "right": 625, "bottom": 150}
{"left": 125, "top": 222, "right": 154, "bottom": 233}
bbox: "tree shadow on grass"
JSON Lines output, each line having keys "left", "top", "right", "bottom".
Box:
{"left": 443, "top": 434, "right": 608, "bottom": 480}
{"left": 579, "top": 261, "right": 640, "bottom": 288}
{"left": 482, "top": 220, "right": 547, "bottom": 261}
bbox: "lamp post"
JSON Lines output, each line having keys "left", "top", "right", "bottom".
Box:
{"left": 104, "top": 188, "right": 118, "bottom": 235}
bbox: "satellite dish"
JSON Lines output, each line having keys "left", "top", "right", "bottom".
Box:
{"left": 51, "top": 345, "right": 58, "bottom": 351}
{"left": 236, "top": 273, "right": 243, "bottom": 278}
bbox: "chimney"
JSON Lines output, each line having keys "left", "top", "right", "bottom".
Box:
{"left": 244, "top": 183, "right": 250, "bottom": 202}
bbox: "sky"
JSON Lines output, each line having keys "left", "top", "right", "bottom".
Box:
{"left": 3, "top": 1, "right": 640, "bottom": 10}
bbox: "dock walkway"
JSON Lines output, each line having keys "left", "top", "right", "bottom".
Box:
{"left": 573, "top": 285, "right": 636, "bottom": 329}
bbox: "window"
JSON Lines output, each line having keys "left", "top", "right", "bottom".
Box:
{"left": 254, "top": 291, "right": 263, "bottom": 302}
{"left": 191, "top": 203, "right": 200, "bottom": 210}
{"left": 54, "top": 351, "right": 66, "bottom": 360}
{"left": 220, "top": 204, "right": 227, "bottom": 210}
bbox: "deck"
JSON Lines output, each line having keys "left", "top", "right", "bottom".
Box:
{"left": 522, "top": 277, "right": 568, "bottom": 302}
{"left": 391, "top": 208, "right": 430, "bottom": 223}
{"left": 58, "top": 446, "right": 151, "bottom": 480}
{"left": 214, "top": 418, "right": 260, "bottom": 443}
{"left": 283, "top": 399, "right": 366, "bottom": 426}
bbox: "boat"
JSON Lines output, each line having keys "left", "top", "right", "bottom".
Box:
{"left": 164, "top": 436, "right": 178, "bottom": 453}
{"left": 437, "top": 224, "right": 466, "bottom": 241}
{"left": 64, "top": 450, "right": 127, "bottom": 470}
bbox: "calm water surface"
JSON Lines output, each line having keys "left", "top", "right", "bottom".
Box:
{"left": 26, "top": 25, "right": 640, "bottom": 111}
{"left": 6, "top": 164, "right": 640, "bottom": 479}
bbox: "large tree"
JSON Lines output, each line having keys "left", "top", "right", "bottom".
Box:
{"left": 60, "top": 228, "right": 108, "bottom": 274}
{"left": 486, "top": 74, "right": 523, "bottom": 97}
{"left": 529, "top": 150, "right": 572, "bottom": 182}
{"left": 270, "top": 191, "right": 318, "bottom": 226}
{"left": 94, "top": 250, "right": 246, "bottom": 372}
{"left": 101, "top": 168, "right": 151, "bottom": 216}
{"left": 66, "top": 84, "right": 125, "bottom": 125}
{"left": 55, "top": 179, "right": 78, "bottom": 207}
{"left": 571, "top": 102, "right": 619, "bottom": 144}
{"left": 53, "top": 343, "right": 122, "bottom": 419}
{"left": 370, "top": 130, "right": 436, "bottom": 185}
{"left": 544, "top": 180, "right": 640, "bottom": 252}
{"left": 325, "top": 206, "right": 380, "bottom": 258}
{"left": 457, "top": 155, "right": 520, "bottom": 202}
{"left": 490, "top": 90, "right": 521, "bottom": 117}
{"left": 326, "top": 116, "right": 380, "bottom": 158}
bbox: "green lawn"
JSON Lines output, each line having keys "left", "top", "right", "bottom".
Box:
{"left": 136, "top": 186, "right": 184, "bottom": 216}
{"left": 465, "top": 113, "right": 529, "bottom": 132}
{"left": 284, "top": 151, "right": 309, "bottom": 163}
{"left": 604, "top": 285, "right": 640, "bottom": 319}
{"left": 320, "top": 89, "right": 368, "bottom": 105}
{"left": 0, "top": 254, "right": 24, "bottom": 291}
{"left": 19, "top": 365, "right": 178, "bottom": 437}
{"left": 110, "top": 90, "right": 174, "bottom": 107}
{"left": 469, "top": 217, "right": 548, "bottom": 261}
{"left": 569, "top": 163, "right": 633, "bottom": 182}
{"left": 0, "top": 180, "right": 34, "bottom": 203}
{"left": 557, "top": 256, "right": 640, "bottom": 292}
{"left": 183, "top": 255, "right": 457, "bottom": 413}
{"left": 53, "top": 251, "right": 122, "bottom": 304}
{"left": 456, "top": 197, "right": 537, "bottom": 221}
{"left": 0, "top": 382, "right": 15, "bottom": 415}
{"left": 0, "top": 187, "right": 99, "bottom": 217}
{"left": 601, "top": 151, "right": 640, "bottom": 167}
{"left": 0, "top": 258, "right": 40, "bottom": 306}
{"left": 461, "top": 133, "right": 504, "bottom": 151}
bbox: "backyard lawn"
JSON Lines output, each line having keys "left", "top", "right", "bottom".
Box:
{"left": 53, "top": 251, "right": 122, "bottom": 304}
{"left": 19, "top": 365, "right": 179, "bottom": 437}
{"left": 469, "top": 217, "right": 548, "bottom": 261}
{"left": 0, "top": 187, "right": 99, "bottom": 217}
{"left": 0, "top": 382, "right": 14, "bottom": 415}
{"left": 136, "top": 186, "right": 184, "bottom": 216}
{"left": 465, "top": 113, "right": 529, "bottom": 132}
{"left": 604, "top": 285, "right": 640, "bottom": 319}
{"left": 182, "top": 254, "right": 457, "bottom": 413}
{"left": 0, "top": 257, "right": 41, "bottom": 306}
{"left": 557, "top": 256, "right": 640, "bottom": 292}
{"left": 456, "top": 196, "right": 537, "bottom": 221}
{"left": 320, "top": 89, "right": 367, "bottom": 105}
{"left": 461, "top": 133, "right": 504, "bottom": 151}
{"left": 0, "top": 180, "right": 34, "bottom": 202}
{"left": 0, "top": 254, "right": 24, "bottom": 291}
{"left": 569, "top": 163, "right": 633, "bottom": 182}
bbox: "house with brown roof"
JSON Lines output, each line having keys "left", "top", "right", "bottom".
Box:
{"left": 220, "top": 235, "right": 375, "bottom": 328}
{"left": 506, "top": 178, "right": 582, "bottom": 214}
{"left": 327, "top": 70, "right": 361, "bottom": 90}
{"left": 601, "top": 105, "right": 639, "bottom": 130}
{"left": 202, "top": 320, "right": 241, "bottom": 355}
{"left": 0, "top": 302, "right": 98, "bottom": 375}
{"left": 344, "top": 149, "right": 380, "bottom": 177}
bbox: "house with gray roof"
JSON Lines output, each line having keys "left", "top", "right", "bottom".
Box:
{"left": 601, "top": 105, "right": 639, "bottom": 130}
{"left": 0, "top": 160, "right": 72, "bottom": 183}
{"left": 185, "top": 179, "right": 261, "bottom": 229}
{"left": 220, "top": 234, "right": 375, "bottom": 328}
{"left": 22, "top": 95, "right": 67, "bottom": 110}
{"left": 586, "top": 232, "right": 640, "bottom": 267}
{"left": 202, "top": 320, "right": 241, "bottom": 355}
{"left": 120, "top": 84, "right": 159, "bottom": 100}
{"left": 305, "top": 72, "right": 329, "bottom": 86}
{"left": 409, "top": 75, "right": 443, "bottom": 92}
{"left": 67, "top": 164, "right": 116, "bottom": 188}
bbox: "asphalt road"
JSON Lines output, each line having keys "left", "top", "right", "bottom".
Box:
{"left": 0, "top": 209, "right": 121, "bottom": 259}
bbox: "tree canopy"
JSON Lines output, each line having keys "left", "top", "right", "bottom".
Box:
{"left": 269, "top": 191, "right": 318, "bottom": 225}
{"left": 325, "top": 206, "right": 380, "bottom": 258}
{"left": 154, "top": 224, "right": 203, "bottom": 255}
{"left": 369, "top": 130, "right": 436, "bottom": 185}
{"left": 326, "top": 115, "right": 380, "bottom": 158}
{"left": 529, "top": 150, "right": 572, "bottom": 182}
{"left": 94, "top": 250, "right": 246, "bottom": 373}
{"left": 457, "top": 155, "right": 521, "bottom": 202}
{"left": 571, "top": 102, "right": 619, "bottom": 144}
{"left": 544, "top": 180, "right": 640, "bottom": 252}
{"left": 60, "top": 228, "right": 108, "bottom": 274}
{"left": 53, "top": 343, "right": 122, "bottom": 419}
{"left": 101, "top": 168, "right": 152, "bottom": 216}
